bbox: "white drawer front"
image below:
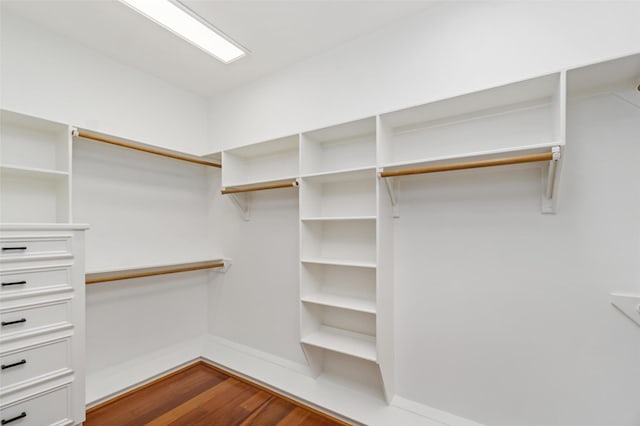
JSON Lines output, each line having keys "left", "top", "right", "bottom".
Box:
{"left": 1, "top": 302, "right": 70, "bottom": 338}
{"left": 0, "top": 386, "right": 71, "bottom": 426}
{"left": 0, "top": 340, "right": 70, "bottom": 389}
{"left": 0, "top": 267, "right": 71, "bottom": 295}
{"left": 0, "top": 237, "right": 71, "bottom": 259}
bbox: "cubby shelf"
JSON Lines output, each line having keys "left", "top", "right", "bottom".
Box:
{"left": 301, "top": 326, "right": 377, "bottom": 362}
{"left": 1, "top": 109, "right": 72, "bottom": 224}
{"left": 300, "top": 258, "right": 376, "bottom": 269}
{"left": 301, "top": 293, "right": 376, "bottom": 314}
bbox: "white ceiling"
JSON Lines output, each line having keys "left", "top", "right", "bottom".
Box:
{"left": 2, "top": 0, "right": 433, "bottom": 97}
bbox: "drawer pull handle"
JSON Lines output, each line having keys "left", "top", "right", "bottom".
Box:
{"left": 1, "top": 359, "right": 26, "bottom": 370}
{"left": 1, "top": 318, "right": 26, "bottom": 326}
{"left": 1, "top": 412, "right": 26, "bottom": 425}
{"left": 1, "top": 247, "right": 27, "bottom": 251}
{"left": 1, "top": 281, "right": 27, "bottom": 287}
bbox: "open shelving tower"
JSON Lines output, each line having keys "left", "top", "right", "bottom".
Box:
{"left": 298, "top": 117, "right": 395, "bottom": 401}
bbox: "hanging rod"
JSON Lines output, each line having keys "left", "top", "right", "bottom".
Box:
{"left": 221, "top": 180, "right": 299, "bottom": 195}
{"left": 73, "top": 129, "right": 221, "bottom": 168}
{"left": 379, "top": 151, "right": 554, "bottom": 178}
{"left": 85, "top": 260, "right": 225, "bottom": 285}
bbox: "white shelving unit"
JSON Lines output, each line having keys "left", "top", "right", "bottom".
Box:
{"left": 0, "top": 110, "right": 72, "bottom": 224}
{"left": 298, "top": 117, "right": 389, "bottom": 401}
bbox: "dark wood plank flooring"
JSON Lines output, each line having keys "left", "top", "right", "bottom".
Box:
{"left": 85, "top": 362, "right": 346, "bottom": 426}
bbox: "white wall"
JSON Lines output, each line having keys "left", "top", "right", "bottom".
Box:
{"left": 0, "top": 10, "right": 209, "bottom": 155}
{"left": 208, "top": 187, "right": 306, "bottom": 365}
{"left": 73, "top": 138, "right": 221, "bottom": 373}
{"left": 207, "top": 1, "right": 640, "bottom": 151}
{"left": 393, "top": 92, "right": 640, "bottom": 426}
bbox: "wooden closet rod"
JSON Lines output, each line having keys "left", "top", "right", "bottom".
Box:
{"left": 221, "top": 180, "right": 299, "bottom": 195}
{"left": 85, "top": 261, "right": 225, "bottom": 285}
{"left": 379, "top": 151, "right": 554, "bottom": 178}
{"left": 75, "top": 130, "right": 222, "bottom": 168}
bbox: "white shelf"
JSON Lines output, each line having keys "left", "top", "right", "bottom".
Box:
{"left": 380, "top": 141, "right": 562, "bottom": 171}
{"left": 301, "top": 326, "right": 376, "bottom": 362}
{"left": 301, "top": 258, "right": 376, "bottom": 269}
{"left": 301, "top": 216, "right": 376, "bottom": 222}
{"left": 0, "top": 164, "right": 69, "bottom": 180}
{"left": 301, "top": 167, "right": 376, "bottom": 183}
{"left": 302, "top": 292, "right": 376, "bottom": 314}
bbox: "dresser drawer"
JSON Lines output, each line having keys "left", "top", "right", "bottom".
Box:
{"left": 0, "top": 339, "right": 70, "bottom": 389}
{"left": 0, "top": 385, "right": 71, "bottom": 426}
{"left": 1, "top": 301, "right": 70, "bottom": 338}
{"left": 0, "top": 267, "right": 71, "bottom": 296}
{"left": 0, "top": 236, "right": 72, "bottom": 259}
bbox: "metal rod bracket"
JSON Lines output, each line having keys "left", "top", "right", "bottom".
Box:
{"left": 228, "top": 192, "right": 249, "bottom": 221}
{"left": 542, "top": 146, "right": 562, "bottom": 214}
{"left": 379, "top": 170, "right": 399, "bottom": 218}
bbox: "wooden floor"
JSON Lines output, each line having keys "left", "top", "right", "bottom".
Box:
{"left": 85, "top": 362, "right": 346, "bottom": 426}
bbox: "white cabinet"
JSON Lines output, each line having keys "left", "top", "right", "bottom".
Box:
{"left": 0, "top": 225, "right": 87, "bottom": 426}
{"left": 0, "top": 111, "right": 72, "bottom": 224}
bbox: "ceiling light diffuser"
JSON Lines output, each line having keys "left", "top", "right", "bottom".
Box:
{"left": 119, "top": 0, "right": 246, "bottom": 63}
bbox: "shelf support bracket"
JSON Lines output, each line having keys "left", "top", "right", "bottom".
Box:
{"left": 379, "top": 170, "right": 400, "bottom": 218}
{"left": 610, "top": 293, "right": 640, "bottom": 327}
{"left": 228, "top": 192, "right": 249, "bottom": 221}
{"left": 542, "top": 146, "right": 562, "bottom": 214}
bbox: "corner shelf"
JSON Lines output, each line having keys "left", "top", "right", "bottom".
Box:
{"left": 301, "top": 326, "right": 377, "bottom": 362}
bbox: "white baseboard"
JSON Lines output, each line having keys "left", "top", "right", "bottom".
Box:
{"left": 85, "top": 336, "right": 204, "bottom": 407}
{"left": 85, "top": 334, "right": 483, "bottom": 426}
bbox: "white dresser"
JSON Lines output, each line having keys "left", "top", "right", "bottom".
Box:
{"left": 0, "top": 225, "right": 87, "bottom": 426}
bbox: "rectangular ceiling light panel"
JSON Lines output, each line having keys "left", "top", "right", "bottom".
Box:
{"left": 120, "top": 0, "right": 246, "bottom": 63}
